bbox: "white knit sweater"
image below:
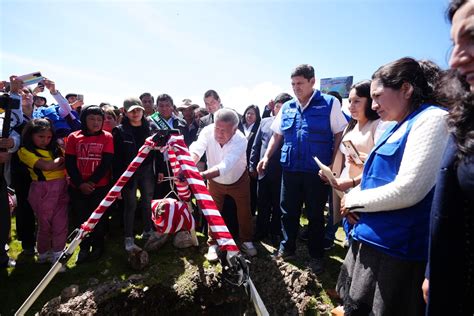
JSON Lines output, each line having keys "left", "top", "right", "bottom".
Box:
{"left": 345, "top": 108, "right": 448, "bottom": 212}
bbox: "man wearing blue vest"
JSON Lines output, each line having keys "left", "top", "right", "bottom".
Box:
{"left": 257, "top": 64, "right": 347, "bottom": 273}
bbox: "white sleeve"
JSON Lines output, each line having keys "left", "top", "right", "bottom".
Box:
{"left": 51, "top": 91, "right": 72, "bottom": 118}
{"left": 189, "top": 124, "right": 211, "bottom": 159}
{"left": 214, "top": 134, "right": 247, "bottom": 176}
{"left": 330, "top": 98, "right": 348, "bottom": 134}
{"left": 270, "top": 109, "right": 283, "bottom": 135}
{"left": 345, "top": 109, "right": 449, "bottom": 212}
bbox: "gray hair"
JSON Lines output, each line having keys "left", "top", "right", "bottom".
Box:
{"left": 214, "top": 108, "right": 239, "bottom": 128}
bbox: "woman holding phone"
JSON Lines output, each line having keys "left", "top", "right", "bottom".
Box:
{"left": 320, "top": 80, "right": 385, "bottom": 228}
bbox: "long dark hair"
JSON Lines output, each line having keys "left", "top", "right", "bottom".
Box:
{"left": 241, "top": 105, "right": 261, "bottom": 127}
{"left": 445, "top": 0, "right": 474, "bottom": 160}
{"left": 447, "top": 0, "right": 467, "bottom": 21}
{"left": 372, "top": 57, "right": 442, "bottom": 111}
{"left": 344, "top": 80, "right": 379, "bottom": 136}
{"left": 21, "top": 118, "right": 62, "bottom": 158}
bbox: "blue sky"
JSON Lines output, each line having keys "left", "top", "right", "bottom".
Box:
{"left": 1, "top": 0, "right": 452, "bottom": 113}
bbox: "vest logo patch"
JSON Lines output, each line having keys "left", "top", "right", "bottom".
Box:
{"left": 314, "top": 105, "right": 327, "bottom": 109}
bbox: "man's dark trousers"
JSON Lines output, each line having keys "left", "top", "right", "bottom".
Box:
{"left": 279, "top": 171, "right": 329, "bottom": 258}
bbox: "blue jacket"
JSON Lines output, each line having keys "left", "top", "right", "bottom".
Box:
{"left": 280, "top": 90, "right": 334, "bottom": 172}
{"left": 352, "top": 104, "right": 439, "bottom": 260}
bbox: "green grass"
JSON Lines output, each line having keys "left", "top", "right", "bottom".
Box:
{"left": 2, "top": 213, "right": 346, "bottom": 315}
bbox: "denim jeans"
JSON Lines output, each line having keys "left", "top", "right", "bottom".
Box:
{"left": 279, "top": 171, "right": 329, "bottom": 259}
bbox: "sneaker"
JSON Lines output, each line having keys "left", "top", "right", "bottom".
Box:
{"left": 206, "top": 245, "right": 219, "bottom": 262}
{"left": 323, "top": 239, "right": 335, "bottom": 251}
{"left": 309, "top": 258, "right": 325, "bottom": 274}
{"left": 241, "top": 242, "right": 257, "bottom": 257}
{"left": 37, "top": 252, "right": 53, "bottom": 264}
{"left": 125, "top": 237, "right": 141, "bottom": 252}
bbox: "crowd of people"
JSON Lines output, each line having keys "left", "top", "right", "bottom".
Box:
{"left": 0, "top": 0, "right": 473, "bottom": 314}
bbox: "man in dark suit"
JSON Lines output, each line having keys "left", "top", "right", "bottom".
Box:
{"left": 197, "top": 90, "right": 223, "bottom": 137}
{"left": 249, "top": 93, "right": 292, "bottom": 244}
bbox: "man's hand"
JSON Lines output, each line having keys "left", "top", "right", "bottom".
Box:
{"left": 422, "top": 278, "right": 429, "bottom": 304}
{"left": 79, "top": 182, "right": 95, "bottom": 195}
{"left": 256, "top": 157, "right": 268, "bottom": 175}
{"left": 71, "top": 100, "right": 84, "bottom": 109}
{"left": 0, "top": 137, "right": 14, "bottom": 150}
{"left": 33, "top": 84, "right": 45, "bottom": 95}
{"left": 267, "top": 100, "right": 275, "bottom": 111}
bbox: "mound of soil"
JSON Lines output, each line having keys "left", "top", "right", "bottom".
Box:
{"left": 40, "top": 246, "right": 331, "bottom": 315}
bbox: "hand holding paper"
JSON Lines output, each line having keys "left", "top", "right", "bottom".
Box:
{"left": 314, "top": 156, "right": 344, "bottom": 198}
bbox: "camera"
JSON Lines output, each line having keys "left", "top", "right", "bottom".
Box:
{"left": 0, "top": 94, "right": 21, "bottom": 110}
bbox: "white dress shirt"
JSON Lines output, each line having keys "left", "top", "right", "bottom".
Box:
{"left": 189, "top": 123, "right": 248, "bottom": 185}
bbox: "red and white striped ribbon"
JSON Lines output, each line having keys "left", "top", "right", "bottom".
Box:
{"left": 80, "top": 137, "right": 156, "bottom": 237}
{"left": 168, "top": 148, "right": 192, "bottom": 202}
{"left": 167, "top": 135, "right": 239, "bottom": 253}
{"left": 151, "top": 198, "right": 195, "bottom": 234}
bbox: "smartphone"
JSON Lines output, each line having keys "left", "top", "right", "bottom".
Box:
{"left": 342, "top": 140, "right": 364, "bottom": 165}
{"left": 77, "top": 94, "right": 84, "bottom": 102}
{"left": 17, "top": 71, "right": 43, "bottom": 87}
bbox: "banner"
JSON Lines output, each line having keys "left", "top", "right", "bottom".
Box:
{"left": 320, "top": 76, "right": 354, "bottom": 98}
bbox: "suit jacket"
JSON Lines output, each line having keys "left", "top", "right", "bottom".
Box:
{"left": 197, "top": 113, "right": 214, "bottom": 138}
{"left": 248, "top": 117, "right": 281, "bottom": 180}
{"left": 238, "top": 121, "right": 260, "bottom": 165}
{"left": 426, "top": 134, "right": 474, "bottom": 315}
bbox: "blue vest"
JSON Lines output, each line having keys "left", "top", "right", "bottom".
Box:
{"left": 280, "top": 90, "right": 334, "bottom": 172}
{"left": 351, "top": 104, "right": 441, "bottom": 261}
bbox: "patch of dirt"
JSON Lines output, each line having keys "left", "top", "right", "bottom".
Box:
{"left": 40, "top": 245, "right": 331, "bottom": 315}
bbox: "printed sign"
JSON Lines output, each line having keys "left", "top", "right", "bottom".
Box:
{"left": 320, "top": 76, "right": 354, "bottom": 98}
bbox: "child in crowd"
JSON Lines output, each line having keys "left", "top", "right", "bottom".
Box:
{"left": 65, "top": 105, "right": 114, "bottom": 263}
{"left": 101, "top": 105, "right": 119, "bottom": 133}
{"left": 18, "top": 118, "right": 69, "bottom": 265}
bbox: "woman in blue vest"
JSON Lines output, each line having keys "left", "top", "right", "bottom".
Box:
{"left": 423, "top": 1, "right": 474, "bottom": 314}
{"left": 336, "top": 57, "right": 449, "bottom": 315}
